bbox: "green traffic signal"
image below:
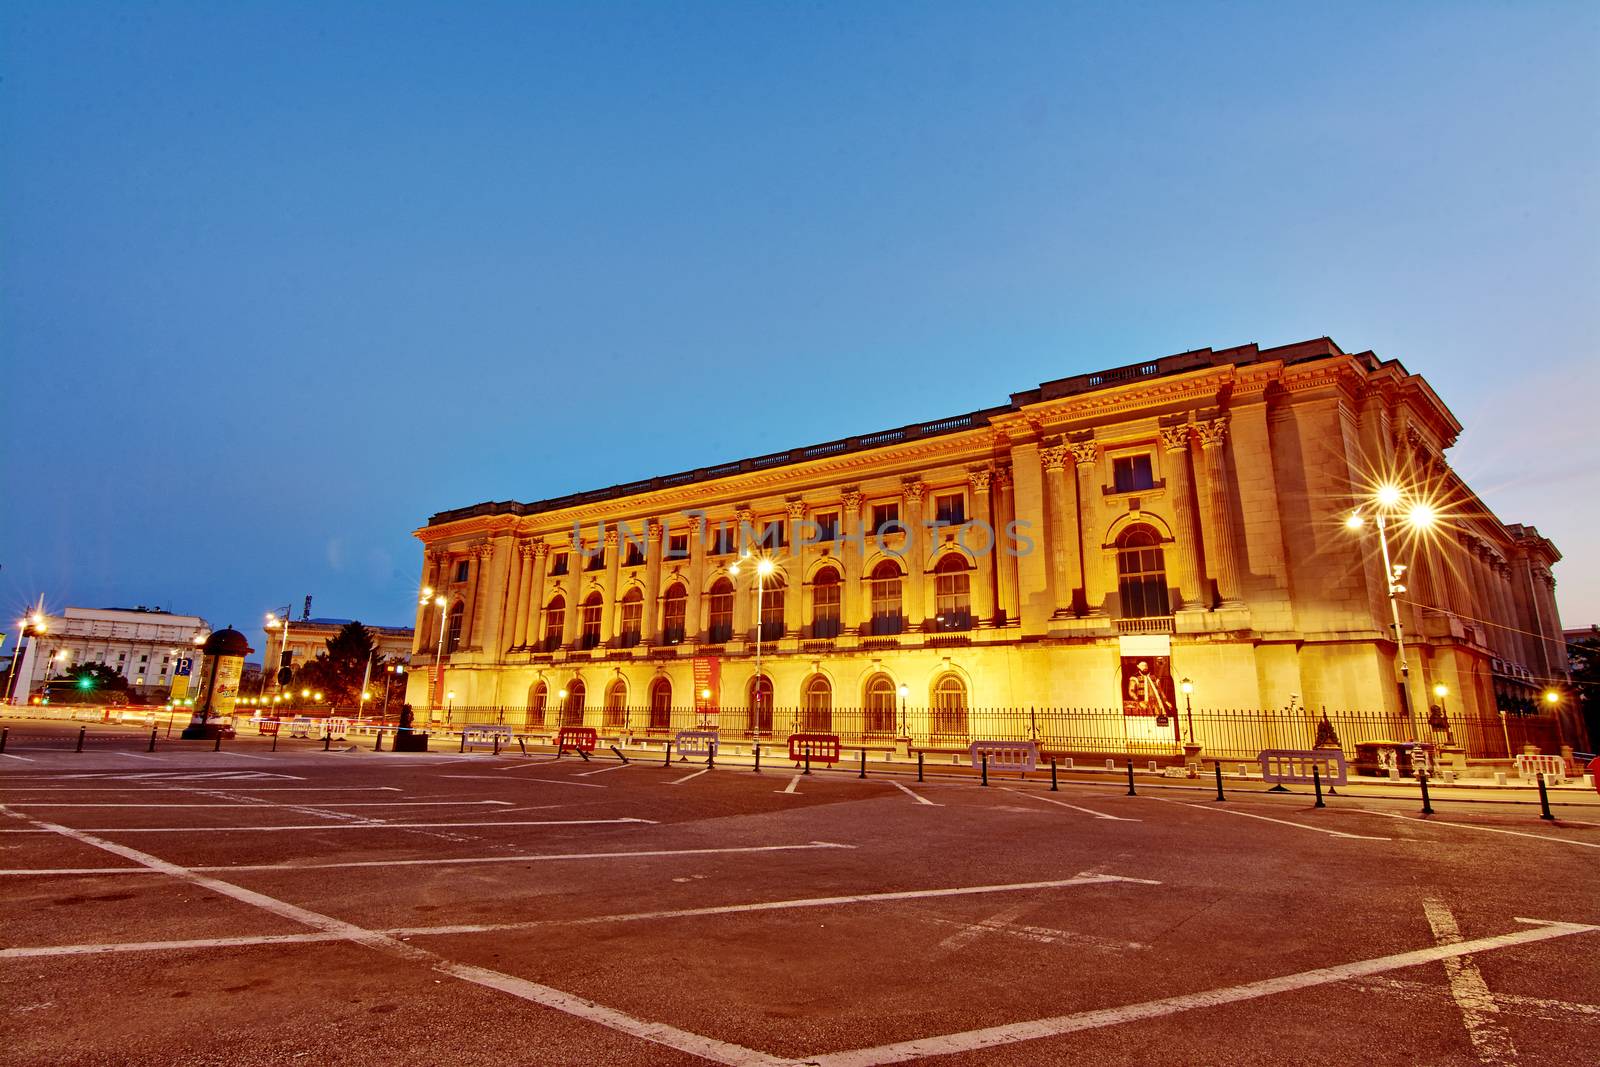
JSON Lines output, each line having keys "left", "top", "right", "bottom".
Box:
{"left": 77, "top": 676, "right": 94, "bottom": 690}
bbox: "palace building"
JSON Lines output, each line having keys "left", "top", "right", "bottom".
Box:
{"left": 405, "top": 338, "right": 1577, "bottom": 753}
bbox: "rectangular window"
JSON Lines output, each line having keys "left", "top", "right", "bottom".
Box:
{"left": 623, "top": 543, "right": 646, "bottom": 567}
{"left": 871, "top": 502, "right": 900, "bottom": 535}
{"left": 619, "top": 598, "right": 643, "bottom": 647}
{"left": 1113, "top": 454, "right": 1156, "bottom": 493}
{"left": 579, "top": 600, "right": 602, "bottom": 649}
{"left": 548, "top": 552, "right": 569, "bottom": 576}
{"left": 454, "top": 560, "right": 470, "bottom": 583}
{"left": 711, "top": 525, "right": 737, "bottom": 555}
{"left": 813, "top": 512, "right": 839, "bottom": 542}
{"left": 140, "top": 654, "right": 149, "bottom": 662}
{"left": 667, "top": 532, "right": 689, "bottom": 558}
{"left": 757, "top": 519, "right": 785, "bottom": 549}
{"left": 585, "top": 547, "right": 606, "bottom": 571}
{"left": 934, "top": 492, "right": 966, "bottom": 526}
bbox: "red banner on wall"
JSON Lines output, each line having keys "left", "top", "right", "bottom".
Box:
{"left": 693, "top": 656, "right": 721, "bottom": 714}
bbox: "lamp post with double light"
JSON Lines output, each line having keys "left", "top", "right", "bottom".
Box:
{"left": 729, "top": 551, "right": 777, "bottom": 735}
{"left": 382, "top": 663, "right": 405, "bottom": 721}
{"left": 1347, "top": 484, "right": 1436, "bottom": 742}
{"left": 5, "top": 612, "right": 46, "bottom": 705}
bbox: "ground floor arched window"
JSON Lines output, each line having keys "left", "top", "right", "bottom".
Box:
{"left": 747, "top": 674, "right": 773, "bottom": 736}
{"left": 649, "top": 677, "right": 672, "bottom": 731}
{"left": 803, "top": 675, "right": 832, "bottom": 733}
{"left": 562, "top": 679, "right": 586, "bottom": 727}
{"left": 864, "top": 673, "right": 897, "bottom": 736}
{"left": 604, "top": 678, "right": 627, "bottom": 728}
{"left": 526, "top": 680, "right": 547, "bottom": 728}
{"left": 930, "top": 674, "right": 969, "bottom": 741}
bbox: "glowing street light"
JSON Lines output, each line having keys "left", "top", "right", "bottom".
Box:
{"left": 1180, "top": 677, "right": 1195, "bottom": 744}
{"left": 4, "top": 610, "right": 47, "bottom": 706}
{"left": 897, "top": 683, "right": 910, "bottom": 738}
{"left": 1347, "top": 482, "right": 1438, "bottom": 741}
{"left": 729, "top": 550, "right": 779, "bottom": 733}
{"left": 421, "top": 587, "right": 450, "bottom": 715}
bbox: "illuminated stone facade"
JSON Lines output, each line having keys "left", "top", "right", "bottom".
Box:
{"left": 406, "top": 338, "right": 1572, "bottom": 744}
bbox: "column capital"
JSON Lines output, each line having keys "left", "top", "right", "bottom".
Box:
{"left": 784, "top": 498, "right": 807, "bottom": 520}
{"left": 604, "top": 529, "right": 619, "bottom": 548}
{"left": 734, "top": 505, "right": 754, "bottom": 525}
{"left": 1160, "top": 425, "right": 1192, "bottom": 453}
{"left": 993, "top": 463, "right": 1013, "bottom": 490}
{"left": 533, "top": 541, "right": 551, "bottom": 560}
{"left": 841, "top": 487, "right": 863, "bottom": 512}
{"left": 647, "top": 520, "right": 663, "bottom": 541}
{"left": 686, "top": 514, "right": 704, "bottom": 533}
{"left": 967, "top": 466, "right": 992, "bottom": 493}
{"left": 1196, "top": 417, "right": 1229, "bottom": 449}
{"left": 902, "top": 477, "right": 926, "bottom": 504}
{"left": 1069, "top": 441, "right": 1100, "bottom": 468}
{"left": 1040, "top": 444, "right": 1070, "bottom": 472}
{"left": 475, "top": 542, "right": 494, "bottom": 560}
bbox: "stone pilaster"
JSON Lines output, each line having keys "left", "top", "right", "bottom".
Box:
{"left": 1160, "top": 425, "right": 1206, "bottom": 610}
{"left": 562, "top": 536, "right": 583, "bottom": 649}
{"left": 993, "top": 465, "right": 1019, "bottom": 626}
{"left": 462, "top": 543, "right": 491, "bottom": 649}
{"left": 902, "top": 478, "right": 927, "bottom": 629}
{"left": 968, "top": 467, "right": 997, "bottom": 627}
{"left": 686, "top": 516, "right": 706, "bottom": 642}
{"left": 1071, "top": 441, "right": 1106, "bottom": 614}
{"left": 507, "top": 542, "right": 531, "bottom": 651}
{"left": 783, "top": 500, "right": 806, "bottom": 637}
{"left": 600, "top": 529, "right": 620, "bottom": 646}
{"left": 1196, "top": 418, "right": 1243, "bottom": 605}
{"left": 643, "top": 521, "right": 663, "bottom": 646}
{"left": 840, "top": 488, "right": 864, "bottom": 636}
{"left": 522, "top": 542, "right": 549, "bottom": 648}
{"left": 1041, "top": 442, "right": 1080, "bottom": 617}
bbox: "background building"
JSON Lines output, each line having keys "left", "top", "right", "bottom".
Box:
{"left": 259, "top": 617, "right": 414, "bottom": 678}
{"left": 405, "top": 338, "right": 1578, "bottom": 755}
{"left": 10, "top": 607, "right": 210, "bottom": 702}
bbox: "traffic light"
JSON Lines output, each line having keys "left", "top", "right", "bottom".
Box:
{"left": 77, "top": 675, "right": 93, "bottom": 690}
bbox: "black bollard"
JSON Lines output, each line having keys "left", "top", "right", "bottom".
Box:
{"left": 804, "top": 751, "right": 812, "bottom": 776}
{"left": 610, "top": 744, "right": 629, "bottom": 764}
{"left": 981, "top": 753, "right": 989, "bottom": 787}
{"left": 917, "top": 750, "right": 924, "bottom": 783}
{"left": 77, "top": 726, "right": 86, "bottom": 752}
{"left": 859, "top": 749, "right": 867, "bottom": 779}
{"left": 1419, "top": 772, "right": 1434, "bottom": 815}
{"left": 662, "top": 741, "right": 672, "bottom": 767}
{"left": 493, "top": 735, "right": 501, "bottom": 756}
{"left": 1214, "top": 761, "right": 1225, "bottom": 801}
{"left": 1050, "top": 758, "right": 1059, "bottom": 792}
{"left": 1313, "top": 766, "right": 1325, "bottom": 808}
{"left": 374, "top": 729, "right": 384, "bottom": 752}
{"left": 323, "top": 732, "right": 331, "bottom": 752}
{"left": 272, "top": 732, "right": 279, "bottom": 752}
{"left": 707, "top": 743, "right": 715, "bottom": 769}
{"left": 753, "top": 742, "right": 761, "bottom": 774}
{"left": 0, "top": 727, "right": 7, "bottom": 753}
{"left": 1537, "top": 773, "right": 1555, "bottom": 821}
{"left": 1126, "top": 760, "right": 1136, "bottom": 796}
{"left": 148, "top": 728, "right": 158, "bottom": 753}
{"left": 459, "top": 732, "right": 466, "bottom": 753}
{"left": 215, "top": 734, "right": 223, "bottom": 753}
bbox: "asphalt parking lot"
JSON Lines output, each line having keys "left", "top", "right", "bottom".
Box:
{"left": 2, "top": 726, "right": 1597, "bottom": 1066}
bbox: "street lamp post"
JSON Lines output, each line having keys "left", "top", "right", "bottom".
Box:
{"left": 729, "top": 551, "right": 776, "bottom": 735}
{"left": 382, "top": 664, "right": 404, "bottom": 721}
{"left": 1347, "top": 484, "right": 1436, "bottom": 742}
{"left": 420, "top": 588, "right": 448, "bottom": 720}
{"left": 1180, "top": 677, "right": 1195, "bottom": 744}
{"left": 897, "top": 683, "right": 910, "bottom": 740}
{"left": 265, "top": 610, "right": 292, "bottom": 704}
{"left": 5, "top": 612, "right": 46, "bottom": 705}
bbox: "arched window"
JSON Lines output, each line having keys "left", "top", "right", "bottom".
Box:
{"left": 661, "top": 583, "right": 687, "bottom": 644}
{"left": 803, "top": 675, "right": 832, "bottom": 733}
{"left": 933, "top": 554, "right": 972, "bottom": 631}
{"left": 542, "top": 595, "right": 565, "bottom": 652}
{"left": 580, "top": 592, "right": 603, "bottom": 649}
{"left": 759, "top": 573, "right": 785, "bottom": 642}
{"left": 526, "top": 681, "right": 547, "bottom": 728}
{"left": 864, "top": 674, "right": 897, "bottom": 736}
{"left": 747, "top": 674, "right": 773, "bottom": 735}
{"left": 446, "top": 600, "right": 465, "bottom": 653}
{"left": 812, "top": 567, "right": 841, "bottom": 639}
{"left": 648, "top": 677, "right": 672, "bottom": 731}
{"left": 618, "top": 589, "right": 643, "bottom": 648}
{"left": 562, "top": 679, "right": 586, "bottom": 727}
{"left": 870, "top": 560, "right": 903, "bottom": 635}
{"left": 930, "top": 674, "right": 969, "bottom": 741}
{"left": 604, "top": 678, "right": 627, "bottom": 728}
{"left": 707, "top": 578, "right": 734, "bottom": 644}
{"left": 1117, "top": 526, "right": 1171, "bottom": 619}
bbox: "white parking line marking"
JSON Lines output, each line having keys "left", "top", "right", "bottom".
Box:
{"left": 1359, "top": 975, "right": 1600, "bottom": 1019}
{"left": 1423, "top": 897, "right": 1516, "bottom": 1063}
{"left": 0, "top": 818, "right": 653, "bottom": 834}
{"left": 1140, "top": 795, "right": 1388, "bottom": 840}
{"left": 112, "top": 752, "right": 162, "bottom": 760}
{"left": 0, "top": 805, "right": 785, "bottom": 1067}
{"left": 0, "top": 786, "right": 401, "bottom": 792}
{"left": 890, "top": 781, "right": 939, "bottom": 806}
{"left": 1004, "top": 788, "right": 1136, "bottom": 821}
{"left": 0, "top": 841, "right": 857, "bottom": 878}
{"left": 214, "top": 751, "right": 272, "bottom": 760}
{"left": 669, "top": 768, "right": 710, "bottom": 786}
{"left": 438, "top": 775, "right": 604, "bottom": 788}
{"left": 578, "top": 762, "right": 637, "bottom": 777}
{"left": 1364, "top": 810, "right": 1600, "bottom": 849}
{"left": 497, "top": 756, "right": 564, "bottom": 770}
{"left": 0, "top": 753, "right": 36, "bottom": 761}
{"left": 7, "top": 801, "right": 515, "bottom": 809}
{"left": 779, "top": 774, "right": 801, "bottom": 795}
{"left": 805, "top": 918, "right": 1600, "bottom": 1066}
{"left": 2, "top": 870, "right": 1147, "bottom": 957}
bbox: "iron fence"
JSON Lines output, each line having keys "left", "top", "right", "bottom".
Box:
{"left": 420, "top": 702, "right": 1565, "bottom": 761}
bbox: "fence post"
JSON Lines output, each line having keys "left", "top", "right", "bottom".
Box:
{"left": 1126, "top": 760, "right": 1136, "bottom": 796}
{"left": 1312, "top": 766, "right": 1324, "bottom": 808}
{"left": 1050, "top": 757, "right": 1058, "bottom": 792}
{"left": 917, "top": 749, "right": 924, "bottom": 782}
{"left": 1419, "top": 772, "right": 1434, "bottom": 815}
{"left": 1214, "top": 760, "right": 1225, "bottom": 801}
{"left": 148, "top": 728, "right": 158, "bottom": 753}
{"left": 1537, "top": 773, "right": 1555, "bottom": 821}
{"left": 76, "top": 726, "right": 86, "bottom": 752}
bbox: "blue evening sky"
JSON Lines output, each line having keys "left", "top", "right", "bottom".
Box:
{"left": 2, "top": 1, "right": 1596, "bottom": 644}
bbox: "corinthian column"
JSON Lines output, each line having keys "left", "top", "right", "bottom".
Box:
{"left": 993, "top": 465, "right": 1019, "bottom": 626}
{"left": 1160, "top": 425, "right": 1206, "bottom": 610}
{"left": 521, "top": 542, "right": 549, "bottom": 647}
{"left": 686, "top": 516, "right": 706, "bottom": 642}
{"left": 507, "top": 542, "right": 531, "bottom": 651}
{"left": 643, "top": 521, "right": 663, "bottom": 646}
{"left": 783, "top": 500, "right": 806, "bottom": 637}
{"left": 902, "top": 479, "right": 927, "bottom": 629}
{"left": 1071, "top": 441, "right": 1106, "bottom": 614}
{"left": 841, "top": 488, "right": 863, "bottom": 635}
{"left": 1196, "top": 418, "right": 1243, "bottom": 605}
{"left": 600, "top": 529, "right": 621, "bottom": 646}
{"left": 967, "top": 467, "right": 997, "bottom": 627}
{"left": 1041, "top": 442, "right": 1080, "bottom": 617}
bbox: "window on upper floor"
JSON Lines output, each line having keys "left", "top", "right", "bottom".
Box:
{"left": 871, "top": 502, "right": 901, "bottom": 536}
{"left": 1116, "top": 525, "right": 1171, "bottom": 618}
{"left": 934, "top": 492, "right": 966, "bottom": 526}
{"left": 813, "top": 511, "right": 839, "bottom": 542}
{"left": 585, "top": 547, "right": 606, "bottom": 572}
{"left": 811, "top": 567, "right": 841, "bottom": 638}
{"left": 623, "top": 542, "right": 646, "bottom": 567}
{"left": 711, "top": 525, "right": 738, "bottom": 556}
{"left": 454, "top": 560, "right": 471, "bottom": 583}
{"left": 707, "top": 578, "right": 735, "bottom": 644}
{"left": 548, "top": 551, "right": 569, "bottom": 576}
{"left": 756, "top": 519, "right": 785, "bottom": 550}
{"left": 1112, "top": 454, "right": 1156, "bottom": 494}
{"left": 667, "top": 532, "right": 690, "bottom": 559}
